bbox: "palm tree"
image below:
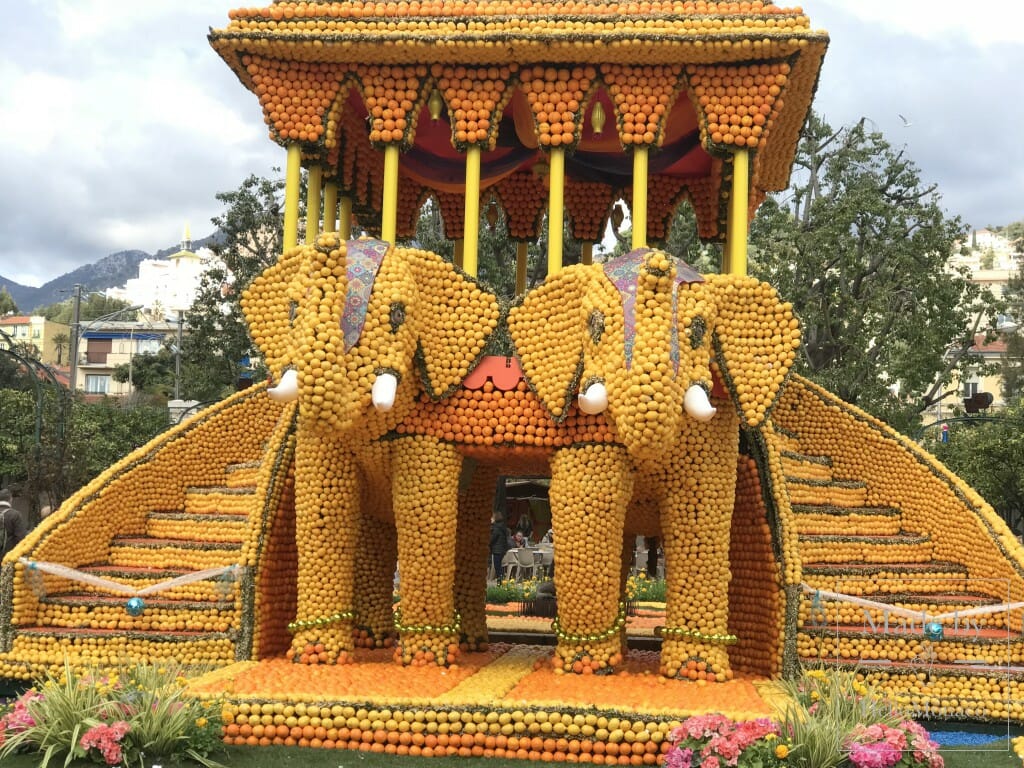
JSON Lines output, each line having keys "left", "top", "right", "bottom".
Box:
{"left": 52, "top": 333, "right": 69, "bottom": 366}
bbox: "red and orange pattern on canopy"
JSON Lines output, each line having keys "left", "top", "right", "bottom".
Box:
{"left": 209, "top": 0, "right": 828, "bottom": 243}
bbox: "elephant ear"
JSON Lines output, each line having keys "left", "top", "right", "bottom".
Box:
{"left": 240, "top": 243, "right": 310, "bottom": 382}
{"left": 507, "top": 265, "right": 588, "bottom": 421}
{"left": 404, "top": 248, "right": 501, "bottom": 399}
{"left": 705, "top": 274, "right": 801, "bottom": 429}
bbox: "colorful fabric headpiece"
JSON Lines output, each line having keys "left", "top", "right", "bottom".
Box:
{"left": 340, "top": 239, "right": 391, "bottom": 351}
{"left": 603, "top": 248, "right": 703, "bottom": 372}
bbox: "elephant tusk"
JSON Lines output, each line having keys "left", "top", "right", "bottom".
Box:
{"left": 268, "top": 369, "right": 300, "bottom": 402}
{"left": 578, "top": 381, "right": 608, "bottom": 415}
{"left": 684, "top": 384, "right": 717, "bottom": 422}
{"left": 372, "top": 372, "right": 398, "bottom": 412}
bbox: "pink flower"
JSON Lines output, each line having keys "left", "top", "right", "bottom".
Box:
{"left": 80, "top": 721, "right": 131, "bottom": 767}
{"left": 848, "top": 741, "right": 901, "bottom": 768}
{"left": 0, "top": 690, "right": 43, "bottom": 734}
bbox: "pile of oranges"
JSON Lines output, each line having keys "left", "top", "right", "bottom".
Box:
{"left": 686, "top": 62, "right": 789, "bottom": 151}
{"left": 361, "top": 64, "right": 426, "bottom": 146}
{"left": 601, "top": 64, "right": 680, "bottom": 147}
{"left": 435, "top": 64, "right": 515, "bottom": 149}
{"left": 520, "top": 65, "right": 595, "bottom": 148}
{"left": 494, "top": 172, "right": 548, "bottom": 241}
{"left": 565, "top": 180, "right": 615, "bottom": 243}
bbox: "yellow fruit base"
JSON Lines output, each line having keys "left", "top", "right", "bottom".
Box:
{"left": 189, "top": 644, "right": 776, "bottom": 761}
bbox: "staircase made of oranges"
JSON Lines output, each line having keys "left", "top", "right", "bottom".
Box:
{"left": 764, "top": 374, "right": 1024, "bottom": 722}
{"left": 0, "top": 385, "right": 290, "bottom": 680}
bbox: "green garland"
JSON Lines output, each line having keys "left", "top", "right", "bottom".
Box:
{"left": 287, "top": 610, "right": 357, "bottom": 633}
{"left": 393, "top": 606, "right": 462, "bottom": 635}
{"left": 656, "top": 625, "right": 738, "bottom": 645}
{"left": 551, "top": 602, "right": 626, "bottom": 644}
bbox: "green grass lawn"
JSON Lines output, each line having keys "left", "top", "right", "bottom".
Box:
{"left": 3, "top": 743, "right": 1022, "bottom": 768}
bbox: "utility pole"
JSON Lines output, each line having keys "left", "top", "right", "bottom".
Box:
{"left": 68, "top": 284, "right": 83, "bottom": 392}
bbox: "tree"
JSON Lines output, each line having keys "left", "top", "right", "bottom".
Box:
{"left": 38, "top": 294, "right": 134, "bottom": 324}
{"left": 1001, "top": 268, "right": 1024, "bottom": 401}
{"left": 745, "top": 113, "right": 1000, "bottom": 434}
{"left": 51, "top": 332, "right": 69, "bottom": 366}
{"left": 927, "top": 402, "right": 1024, "bottom": 535}
{"left": 180, "top": 173, "right": 288, "bottom": 401}
{"left": 112, "top": 347, "right": 177, "bottom": 396}
{"left": 0, "top": 287, "right": 18, "bottom": 316}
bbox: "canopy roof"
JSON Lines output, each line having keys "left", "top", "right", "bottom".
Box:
{"left": 210, "top": 1, "right": 828, "bottom": 242}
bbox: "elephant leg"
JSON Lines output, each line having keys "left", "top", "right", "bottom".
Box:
{"left": 455, "top": 463, "right": 500, "bottom": 651}
{"left": 391, "top": 435, "right": 463, "bottom": 666}
{"left": 659, "top": 414, "right": 739, "bottom": 682}
{"left": 550, "top": 444, "right": 634, "bottom": 674}
{"left": 290, "top": 427, "right": 360, "bottom": 664}
{"left": 353, "top": 516, "right": 398, "bottom": 649}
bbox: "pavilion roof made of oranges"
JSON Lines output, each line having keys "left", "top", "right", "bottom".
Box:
{"left": 210, "top": 1, "right": 829, "bottom": 243}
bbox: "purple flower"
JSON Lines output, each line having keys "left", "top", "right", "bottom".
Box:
{"left": 666, "top": 746, "right": 693, "bottom": 768}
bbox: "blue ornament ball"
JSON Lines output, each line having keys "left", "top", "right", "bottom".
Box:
{"left": 924, "top": 621, "right": 943, "bottom": 641}
{"left": 126, "top": 597, "right": 146, "bottom": 617}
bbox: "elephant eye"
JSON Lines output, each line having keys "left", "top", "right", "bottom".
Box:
{"left": 689, "top": 316, "right": 707, "bottom": 350}
{"left": 288, "top": 300, "right": 298, "bottom": 326}
{"left": 389, "top": 302, "right": 406, "bottom": 333}
{"left": 588, "top": 310, "right": 605, "bottom": 345}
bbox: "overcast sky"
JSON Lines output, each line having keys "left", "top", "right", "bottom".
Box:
{"left": 1, "top": 0, "right": 1022, "bottom": 288}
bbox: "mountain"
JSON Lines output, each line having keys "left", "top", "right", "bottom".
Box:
{"left": 0, "top": 235, "right": 220, "bottom": 313}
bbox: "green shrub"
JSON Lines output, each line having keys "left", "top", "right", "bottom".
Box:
{"left": 0, "top": 660, "right": 225, "bottom": 768}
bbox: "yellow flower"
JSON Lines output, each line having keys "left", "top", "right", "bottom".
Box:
{"left": 196, "top": 717, "right": 208, "bottom": 728}
{"left": 775, "top": 744, "right": 790, "bottom": 759}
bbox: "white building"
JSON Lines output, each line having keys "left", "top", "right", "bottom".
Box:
{"left": 106, "top": 227, "right": 220, "bottom": 320}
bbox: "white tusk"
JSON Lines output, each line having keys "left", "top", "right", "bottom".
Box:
{"left": 684, "top": 384, "right": 717, "bottom": 422}
{"left": 268, "top": 369, "right": 299, "bottom": 402}
{"left": 578, "top": 381, "right": 608, "bottom": 415}
{"left": 372, "top": 372, "right": 398, "bottom": 412}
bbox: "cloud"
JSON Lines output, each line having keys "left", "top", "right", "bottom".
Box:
{"left": 0, "top": 1, "right": 280, "bottom": 287}
{"left": 1, "top": 1, "right": 1021, "bottom": 287}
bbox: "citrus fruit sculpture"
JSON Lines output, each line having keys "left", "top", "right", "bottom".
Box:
{"left": 3, "top": 0, "right": 1024, "bottom": 757}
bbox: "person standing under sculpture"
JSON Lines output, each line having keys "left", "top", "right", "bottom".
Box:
{"left": 0, "top": 488, "right": 27, "bottom": 559}
{"left": 489, "top": 513, "right": 511, "bottom": 582}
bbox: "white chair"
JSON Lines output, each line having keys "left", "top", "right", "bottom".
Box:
{"left": 514, "top": 548, "right": 539, "bottom": 581}
{"left": 501, "top": 550, "right": 519, "bottom": 581}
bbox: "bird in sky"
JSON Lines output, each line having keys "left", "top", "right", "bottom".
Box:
{"left": 898, "top": 114, "right": 913, "bottom": 127}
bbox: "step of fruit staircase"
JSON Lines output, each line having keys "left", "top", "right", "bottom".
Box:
{"left": 108, "top": 535, "right": 243, "bottom": 570}
{"left": 800, "top": 590, "right": 1019, "bottom": 630}
{"left": 797, "top": 532, "right": 933, "bottom": 564}
{"left": 791, "top": 503, "right": 903, "bottom": 536}
{"left": 779, "top": 450, "right": 834, "bottom": 482}
{"left": 225, "top": 460, "right": 261, "bottom": 489}
{"left": 35, "top": 592, "right": 237, "bottom": 633}
{"left": 786, "top": 477, "right": 869, "bottom": 506}
{"left": 802, "top": 560, "right": 973, "bottom": 596}
{"left": 183, "top": 486, "right": 256, "bottom": 516}
{"left": 146, "top": 511, "right": 248, "bottom": 543}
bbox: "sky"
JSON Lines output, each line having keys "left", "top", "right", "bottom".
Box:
{"left": 1, "top": 0, "right": 1022, "bottom": 288}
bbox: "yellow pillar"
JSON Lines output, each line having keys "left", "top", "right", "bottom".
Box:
{"left": 323, "top": 181, "right": 339, "bottom": 234}
{"left": 515, "top": 241, "right": 529, "bottom": 294}
{"left": 581, "top": 242, "right": 593, "bottom": 265}
{"left": 462, "top": 145, "right": 481, "bottom": 277}
{"left": 305, "top": 165, "right": 323, "bottom": 244}
{"left": 283, "top": 144, "right": 302, "bottom": 250}
{"left": 547, "top": 148, "right": 565, "bottom": 275}
{"left": 453, "top": 239, "right": 464, "bottom": 269}
{"left": 726, "top": 149, "right": 750, "bottom": 276}
{"left": 381, "top": 144, "right": 400, "bottom": 244}
{"left": 339, "top": 196, "right": 353, "bottom": 240}
{"left": 631, "top": 146, "right": 649, "bottom": 249}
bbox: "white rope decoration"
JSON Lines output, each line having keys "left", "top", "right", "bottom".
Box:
{"left": 800, "top": 583, "right": 1024, "bottom": 624}
{"left": 19, "top": 558, "right": 240, "bottom": 598}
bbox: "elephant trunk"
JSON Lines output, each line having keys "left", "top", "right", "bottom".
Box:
{"left": 616, "top": 252, "right": 683, "bottom": 461}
